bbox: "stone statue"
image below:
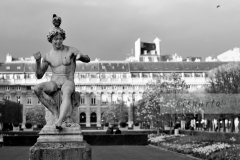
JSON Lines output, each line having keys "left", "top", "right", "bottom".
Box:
{"left": 33, "top": 14, "right": 90, "bottom": 131}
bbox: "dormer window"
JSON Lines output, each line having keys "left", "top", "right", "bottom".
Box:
{"left": 6, "top": 66, "right": 10, "bottom": 70}
{"left": 112, "top": 66, "right": 115, "bottom": 69}
{"left": 82, "top": 66, "right": 85, "bottom": 69}
{"left": 122, "top": 66, "right": 125, "bottom": 69}
{"left": 92, "top": 66, "right": 95, "bottom": 69}
{"left": 102, "top": 66, "right": 105, "bottom": 70}
{"left": 17, "top": 66, "right": 21, "bottom": 69}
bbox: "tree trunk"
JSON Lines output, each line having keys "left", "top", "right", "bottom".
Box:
{"left": 217, "top": 119, "right": 220, "bottom": 132}
{"left": 223, "top": 119, "right": 226, "bottom": 132}
{"left": 238, "top": 117, "right": 240, "bottom": 133}
{"left": 231, "top": 117, "right": 235, "bottom": 133}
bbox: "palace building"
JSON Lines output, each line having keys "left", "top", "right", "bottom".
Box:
{"left": 0, "top": 38, "right": 228, "bottom": 128}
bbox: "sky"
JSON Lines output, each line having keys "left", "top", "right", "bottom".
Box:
{"left": 0, "top": 0, "right": 240, "bottom": 61}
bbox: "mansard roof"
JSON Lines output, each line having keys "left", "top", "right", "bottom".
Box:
{"left": 99, "top": 62, "right": 129, "bottom": 72}
{"left": 0, "top": 61, "right": 228, "bottom": 73}
{"left": 129, "top": 62, "right": 228, "bottom": 72}
{"left": 75, "top": 62, "right": 99, "bottom": 72}
{"left": 0, "top": 63, "right": 25, "bottom": 72}
{"left": 24, "top": 62, "right": 52, "bottom": 73}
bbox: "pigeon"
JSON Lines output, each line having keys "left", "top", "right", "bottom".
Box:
{"left": 217, "top": 5, "right": 220, "bottom": 8}
{"left": 52, "top": 14, "right": 62, "bottom": 28}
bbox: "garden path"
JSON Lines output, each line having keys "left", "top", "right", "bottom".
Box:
{"left": 0, "top": 146, "right": 195, "bottom": 160}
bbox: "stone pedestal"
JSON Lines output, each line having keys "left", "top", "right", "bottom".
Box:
{"left": 29, "top": 124, "right": 91, "bottom": 160}
{"left": 29, "top": 90, "right": 91, "bottom": 160}
{"left": 29, "top": 141, "right": 91, "bottom": 160}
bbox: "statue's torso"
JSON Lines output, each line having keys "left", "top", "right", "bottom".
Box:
{"left": 46, "top": 45, "right": 76, "bottom": 86}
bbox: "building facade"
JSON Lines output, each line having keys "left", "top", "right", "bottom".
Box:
{"left": 0, "top": 58, "right": 227, "bottom": 128}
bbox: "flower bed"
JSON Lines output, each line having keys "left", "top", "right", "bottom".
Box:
{"left": 148, "top": 134, "right": 240, "bottom": 160}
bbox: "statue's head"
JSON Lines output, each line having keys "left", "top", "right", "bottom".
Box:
{"left": 47, "top": 14, "right": 66, "bottom": 43}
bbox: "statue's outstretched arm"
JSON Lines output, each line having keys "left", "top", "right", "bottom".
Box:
{"left": 33, "top": 52, "right": 49, "bottom": 79}
{"left": 71, "top": 47, "right": 90, "bottom": 63}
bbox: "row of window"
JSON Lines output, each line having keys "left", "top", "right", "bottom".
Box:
{"left": 3, "top": 86, "right": 32, "bottom": 91}
{"left": 3, "top": 95, "right": 41, "bottom": 105}
{"left": 0, "top": 72, "right": 208, "bottom": 80}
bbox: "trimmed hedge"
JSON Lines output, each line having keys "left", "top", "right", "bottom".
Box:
{"left": 84, "top": 134, "right": 148, "bottom": 145}
{"left": 4, "top": 136, "right": 38, "bottom": 146}
{"left": 3, "top": 134, "right": 148, "bottom": 146}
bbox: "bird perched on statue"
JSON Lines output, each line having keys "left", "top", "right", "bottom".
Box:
{"left": 52, "top": 14, "right": 61, "bottom": 28}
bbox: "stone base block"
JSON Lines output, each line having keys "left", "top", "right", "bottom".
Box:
{"left": 29, "top": 141, "right": 91, "bottom": 160}
{"left": 37, "top": 124, "right": 83, "bottom": 142}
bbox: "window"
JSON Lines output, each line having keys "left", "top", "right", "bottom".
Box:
{"left": 102, "top": 66, "right": 105, "bottom": 70}
{"left": 16, "top": 96, "right": 21, "bottom": 103}
{"left": 90, "top": 112, "right": 97, "bottom": 123}
{"left": 6, "top": 66, "right": 10, "bottom": 70}
{"left": 80, "top": 74, "right": 87, "bottom": 78}
{"left": 5, "top": 95, "right": 10, "bottom": 100}
{"left": 16, "top": 74, "right": 21, "bottom": 79}
{"left": 27, "top": 98, "right": 32, "bottom": 105}
{"left": 122, "top": 73, "right": 127, "bottom": 78}
{"left": 91, "top": 86, "right": 96, "bottom": 90}
{"left": 80, "top": 112, "right": 86, "bottom": 123}
{"left": 205, "top": 73, "right": 208, "bottom": 77}
{"left": 80, "top": 97, "right": 85, "bottom": 104}
{"left": 90, "top": 74, "right": 97, "bottom": 78}
{"left": 112, "top": 74, "right": 116, "bottom": 78}
{"left": 101, "top": 86, "right": 106, "bottom": 90}
{"left": 6, "top": 75, "right": 10, "bottom": 80}
{"left": 81, "top": 86, "right": 86, "bottom": 90}
{"left": 17, "top": 66, "right": 21, "bottom": 69}
{"left": 91, "top": 97, "right": 96, "bottom": 105}
{"left": 16, "top": 86, "right": 21, "bottom": 91}
{"left": 25, "top": 74, "right": 31, "bottom": 79}
{"left": 37, "top": 99, "right": 41, "bottom": 105}
{"left": 27, "top": 86, "right": 32, "bottom": 90}
{"left": 5, "top": 86, "right": 10, "bottom": 91}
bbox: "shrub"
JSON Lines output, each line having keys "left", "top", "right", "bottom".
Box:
{"left": 37, "top": 124, "right": 44, "bottom": 129}
{"left": 25, "top": 122, "right": 32, "bottom": 129}
{"left": 104, "top": 123, "right": 109, "bottom": 127}
{"left": 120, "top": 121, "right": 127, "bottom": 128}
{"left": 134, "top": 122, "right": 139, "bottom": 126}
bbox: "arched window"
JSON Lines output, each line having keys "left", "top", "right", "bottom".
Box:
{"left": 90, "top": 112, "right": 97, "bottom": 123}
{"left": 80, "top": 112, "right": 86, "bottom": 123}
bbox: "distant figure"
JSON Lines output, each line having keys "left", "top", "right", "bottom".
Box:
{"left": 106, "top": 125, "right": 114, "bottom": 134}
{"left": 217, "top": 5, "right": 220, "bottom": 8}
{"left": 115, "top": 128, "right": 121, "bottom": 134}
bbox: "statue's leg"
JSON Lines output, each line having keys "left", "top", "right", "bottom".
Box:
{"left": 34, "top": 81, "right": 59, "bottom": 117}
{"left": 55, "top": 80, "right": 75, "bottom": 128}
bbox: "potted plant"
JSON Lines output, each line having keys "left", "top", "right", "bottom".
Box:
{"left": 134, "top": 122, "right": 140, "bottom": 130}
{"left": 104, "top": 122, "right": 109, "bottom": 130}
{"left": 12, "top": 123, "right": 19, "bottom": 131}
{"left": 24, "top": 122, "right": 33, "bottom": 131}
{"left": 119, "top": 121, "right": 128, "bottom": 130}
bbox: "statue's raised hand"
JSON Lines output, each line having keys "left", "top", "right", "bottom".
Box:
{"left": 78, "top": 54, "right": 90, "bottom": 63}
{"left": 33, "top": 51, "right": 41, "bottom": 61}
